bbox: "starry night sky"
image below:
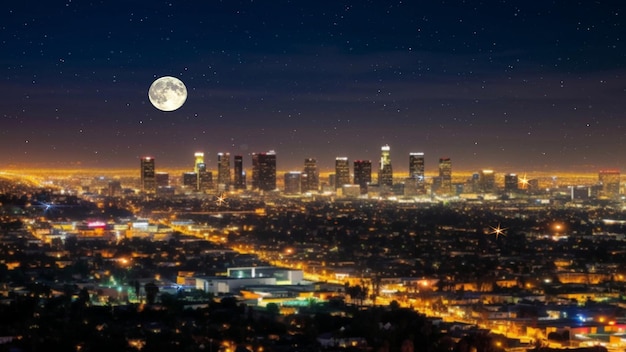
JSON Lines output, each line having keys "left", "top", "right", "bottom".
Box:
{"left": 2, "top": 1, "right": 625, "bottom": 173}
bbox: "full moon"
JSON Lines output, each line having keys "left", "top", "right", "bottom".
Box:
{"left": 148, "top": 76, "right": 187, "bottom": 111}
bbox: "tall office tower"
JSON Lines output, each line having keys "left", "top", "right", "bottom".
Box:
{"left": 468, "top": 173, "right": 480, "bottom": 193}
{"left": 140, "top": 157, "right": 156, "bottom": 193}
{"left": 233, "top": 155, "right": 246, "bottom": 190}
{"left": 438, "top": 157, "right": 452, "bottom": 195}
{"left": 251, "top": 154, "right": 259, "bottom": 189}
{"left": 155, "top": 172, "right": 169, "bottom": 187}
{"left": 335, "top": 157, "right": 350, "bottom": 189}
{"left": 217, "top": 152, "right": 231, "bottom": 190}
{"left": 200, "top": 172, "right": 213, "bottom": 191}
{"left": 504, "top": 173, "right": 518, "bottom": 193}
{"left": 378, "top": 145, "right": 393, "bottom": 187}
{"left": 182, "top": 172, "right": 198, "bottom": 189}
{"left": 302, "top": 157, "right": 319, "bottom": 192}
{"left": 284, "top": 171, "right": 302, "bottom": 194}
{"left": 409, "top": 152, "right": 425, "bottom": 179}
{"left": 599, "top": 169, "right": 620, "bottom": 199}
{"left": 353, "top": 160, "right": 372, "bottom": 194}
{"left": 479, "top": 169, "right": 496, "bottom": 193}
{"left": 194, "top": 152, "right": 204, "bottom": 174}
{"left": 252, "top": 151, "right": 277, "bottom": 191}
{"left": 409, "top": 152, "right": 426, "bottom": 194}
{"left": 191, "top": 152, "right": 204, "bottom": 191}
{"left": 300, "top": 173, "right": 309, "bottom": 193}
{"left": 196, "top": 162, "right": 213, "bottom": 191}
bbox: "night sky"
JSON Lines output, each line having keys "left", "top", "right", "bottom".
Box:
{"left": 2, "top": 1, "right": 625, "bottom": 173}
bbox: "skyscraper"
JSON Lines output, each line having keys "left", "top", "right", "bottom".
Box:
{"left": 378, "top": 145, "right": 393, "bottom": 187}
{"left": 140, "top": 157, "right": 156, "bottom": 193}
{"left": 187, "top": 152, "right": 213, "bottom": 191}
{"left": 233, "top": 155, "right": 246, "bottom": 190}
{"left": 409, "top": 152, "right": 425, "bottom": 194}
{"left": 284, "top": 171, "right": 302, "bottom": 194}
{"left": 599, "top": 169, "right": 620, "bottom": 199}
{"left": 194, "top": 152, "right": 204, "bottom": 174}
{"left": 251, "top": 154, "right": 259, "bottom": 189}
{"left": 252, "top": 151, "right": 277, "bottom": 191}
{"left": 217, "top": 152, "right": 231, "bottom": 190}
{"left": 182, "top": 172, "right": 198, "bottom": 189}
{"left": 335, "top": 157, "right": 350, "bottom": 189}
{"left": 353, "top": 160, "right": 372, "bottom": 194}
{"left": 192, "top": 151, "right": 208, "bottom": 191}
{"left": 478, "top": 169, "right": 496, "bottom": 193}
{"left": 504, "top": 173, "right": 518, "bottom": 193}
{"left": 409, "top": 152, "right": 425, "bottom": 179}
{"left": 302, "top": 157, "right": 319, "bottom": 192}
{"left": 438, "top": 157, "right": 452, "bottom": 195}
{"left": 197, "top": 162, "right": 213, "bottom": 191}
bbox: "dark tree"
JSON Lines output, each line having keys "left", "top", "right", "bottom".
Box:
{"left": 145, "top": 282, "right": 159, "bottom": 305}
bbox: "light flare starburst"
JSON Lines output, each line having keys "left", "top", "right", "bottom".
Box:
{"left": 519, "top": 174, "right": 529, "bottom": 189}
{"left": 215, "top": 193, "right": 228, "bottom": 207}
{"left": 489, "top": 223, "right": 507, "bottom": 239}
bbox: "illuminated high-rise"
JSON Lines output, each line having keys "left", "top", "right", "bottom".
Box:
{"left": 437, "top": 157, "right": 452, "bottom": 195}
{"left": 409, "top": 152, "right": 425, "bottom": 194}
{"left": 378, "top": 145, "right": 393, "bottom": 187}
{"left": 335, "top": 157, "right": 350, "bottom": 189}
{"left": 478, "top": 169, "right": 496, "bottom": 193}
{"left": 504, "top": 173, "right": 518, "bottom": 193}
{"left": 599, "top": 169, "right": 620, "bottom": 199}
{"left": 251, "top": 154, "right": 259, "bottom": 189}
{"left": 409, "top": 152, "right": 425, "bottom": 179}
{"left": 197, "top": 162, "right": 213, "bottom": 191}
{"left": 192, "top": 152, "right": 204, "bottom": 191}
{"left": 284, "top": 171, "right": 302, "bottom": 194}
{"left": 217, "top": 152, "right": 231, "bottom": 189}
{"left": 140, "top": 157, "right": 156, "bottom": 193}
{"left": 233, "top": 155, "right": 246, "bottom": 190}
{"left": 353, "top": 160, "right": 372, "bottom": 194}
{"left": 302, "top": 158, "right": 319, "bottom": 192}
{"left": 252, "top": 151, "right": 277, "bottom": 191}
{"left": 183, "top": 172, "right": 197, "bottom": 189}
{"left": 194, "top": 152, "right": 204, "bottom": 174}
{"left": 189, "top": 152, "right": 212, "bottom": 191}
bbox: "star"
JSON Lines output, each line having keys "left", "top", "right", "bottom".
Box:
{"left": 215, "top": 193, "right": 228, "bottom": 207}
{"left": 489, "top": 223, "right": 507, "bottom": 239}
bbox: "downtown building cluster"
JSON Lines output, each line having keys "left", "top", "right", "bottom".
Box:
{"left": 140, "top": 146, "right": 622, "bottom": 200}
{"left": 139, "top": 146, "right": 440, "bottom": 197}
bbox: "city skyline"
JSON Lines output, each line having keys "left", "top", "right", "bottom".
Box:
{"left": 2, "top": 2, "right": 626, "bottom": 171}
{"left": 138, "top": 148, "right": 621, "bottom": 189}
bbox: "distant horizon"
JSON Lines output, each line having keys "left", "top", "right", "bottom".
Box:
{"left": 1, "top": 149, "right": 622, "bottom": 177}
{"left": 0, "top": 164, "right": 610, "bottom": 180}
